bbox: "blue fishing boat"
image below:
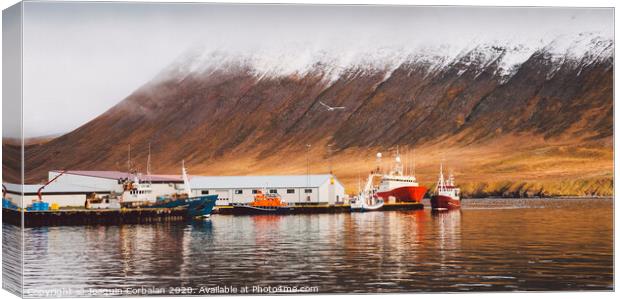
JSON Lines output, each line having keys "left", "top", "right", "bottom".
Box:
{"left": 152, "top": 194, "right": 217, "bottom": 217}
{"left": 120, "top": 160, "right": 217, "bottom": 217}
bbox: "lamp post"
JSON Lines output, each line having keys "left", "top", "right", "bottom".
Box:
{"left": 327, "top": 144, "right": 335, "bottom": 174}
{"left": 306, "top": 143, "right": 311, "bottom": 179}
{"left": 306, "top": 144, "right": 311, "bottom": 203}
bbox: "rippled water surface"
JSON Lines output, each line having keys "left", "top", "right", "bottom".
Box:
{"left": 5, "top": 198, "right": 614, "bottom": 296}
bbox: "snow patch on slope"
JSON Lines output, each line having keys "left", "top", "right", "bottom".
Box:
{"left": 540, "top": 32, "right": 613, "bottom": 79}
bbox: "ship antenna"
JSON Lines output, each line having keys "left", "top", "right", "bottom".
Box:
{"left": 448, "top": 168, "right": 455, "bottom": 186}
{"left": 394, "top": 145, "right": 404, "bottom": 175}
{"left": 407, "top": 147, "right": 411, "bottom": 176}
{"left": 440, "top": 162, "right": 443, "bottom": 178}
{"left": 413, "top": 148, "right": 416, "bottom": 178}
{"left": 395, "top": 145, "right": 399, "bottom": 174}
{"left": 405, "top": 147, "right": 410, "bottom": 176}
{"left": 437, "top": 161, "right": 445, "bottom": 192}
{"left": 146, "top": 143, "right": 152, "bottom": 184}
{"left": 127, "top": 144, "right": 132, "bottom": 174}
{"left": 403, "top": 147, "right": 408, "bottom": 176}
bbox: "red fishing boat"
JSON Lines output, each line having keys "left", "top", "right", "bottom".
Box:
{"left": 374, "top": 150, "right": 427, "bottom": 203}
{"left": 430, "top": 164, "right": 461, "bottom": 210}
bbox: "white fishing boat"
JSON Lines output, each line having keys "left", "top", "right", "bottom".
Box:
{"left": 351, "top": 174, "right": 385, "bottom": 212}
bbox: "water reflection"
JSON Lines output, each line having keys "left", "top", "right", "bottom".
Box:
{"left": 11, "top": 198, "right": 614, "bottom": 296}
{"left": 2, "top": 223, "right": 23, "bottom": 296}
{"left": 432, "top": 210, "right": 462, "bottom": 250}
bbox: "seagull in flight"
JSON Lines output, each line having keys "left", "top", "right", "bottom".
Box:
{"left": 319, "top": 101, "right": 345, "bottom": 111}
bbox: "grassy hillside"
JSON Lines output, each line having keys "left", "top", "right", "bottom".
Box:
{"left": 182, "top": 134, "right": 613, "bottom": 197}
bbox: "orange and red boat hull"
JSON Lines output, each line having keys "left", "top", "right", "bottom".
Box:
{"left": 376, "top": 186, "right": 427, "bottom": 202}
{"left": 430, "top": 195, "right": 461, "bottom": 210}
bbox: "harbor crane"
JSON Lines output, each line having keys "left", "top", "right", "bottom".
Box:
{"left": 37, "top": 170, "right": 67, "bottom": 202}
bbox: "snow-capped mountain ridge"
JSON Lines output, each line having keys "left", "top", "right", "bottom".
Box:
{"left": 163, "top": 32, "right": 612, "bottom": 84}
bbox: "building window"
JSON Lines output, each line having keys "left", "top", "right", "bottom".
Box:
{"left": 201, "top": 190, "right": 209, "bottom": 195}
{"left": 269, "top": 189, "right": 277, "bottom": 194}
{"left": 287, "top": 189, "right": 295, "bottom": 194}
{"left": 304, "top": 189, "right": 313, "bottom": 194}
{"left": 235, "top": 190, "right": 243, "bottom": 194}
{"left": 252, "top": 190, "right": 259, "bottom": 194}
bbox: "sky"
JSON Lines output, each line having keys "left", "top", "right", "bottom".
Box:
{"left": 15, "top": 2, "right": 613, "bottom": 138}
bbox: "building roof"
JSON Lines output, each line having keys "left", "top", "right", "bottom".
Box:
{"left": 190, "top": 174, "right": 339, "bottom": 189}
{"left": 3, "top": 182, "right": 112, "bottom": 195}
{"left": 51, "top": 170, "right": 184, "bottom": 183}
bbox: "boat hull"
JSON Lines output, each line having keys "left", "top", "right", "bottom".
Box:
{"left": 152, "top": 195, "right": 218, "bottom": 217}
{"left": 430, "top": 195, "right": 461, "bottom": 210}
{"left": 223, "top": 204, "right": 295, "bottom": 215}
{"left": 187, "top": 195, "right": 218, "bottom": 217}
{"left": 351, "top": 203, "right": 384, "bottom": 212}
{"left": 376, "top": 186, "right": 427, "bottom": 202}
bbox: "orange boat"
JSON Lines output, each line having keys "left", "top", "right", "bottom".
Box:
{"left": 230, "top": 190, "right": 295, "bottom": 215}
{"left": 250, "top": 191, "right": 287, "bottom": 208}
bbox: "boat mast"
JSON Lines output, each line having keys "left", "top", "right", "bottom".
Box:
{"left": 436, "top": 162, "right": 445, "bottom": 192}
{"left": 182, "top": 160, "right": 192, "bottom": 196}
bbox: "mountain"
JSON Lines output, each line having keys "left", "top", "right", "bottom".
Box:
{"left": 5, "top": 33, "right": 613, "bottom": 197}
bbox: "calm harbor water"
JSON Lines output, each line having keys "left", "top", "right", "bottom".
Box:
{"left": 4, "top": 198, "right": 614, "bottom": 296}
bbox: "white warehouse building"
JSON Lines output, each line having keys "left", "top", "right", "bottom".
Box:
{"left": 190, "top": 174, "right": 346, "bottom": 206}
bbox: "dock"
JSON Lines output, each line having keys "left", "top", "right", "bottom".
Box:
{"left": 215, "top": 202, "right": 424, "bottom": 215}
{"left": 3, "top": 202, "right": 424, "bottom": 227}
